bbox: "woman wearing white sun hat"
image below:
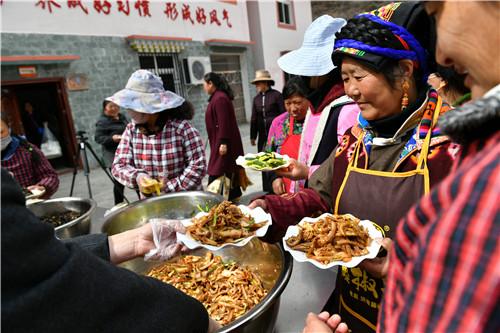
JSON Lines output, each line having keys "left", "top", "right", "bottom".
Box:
{"left": 276, "top": 15, "right": 360, "bottom": 183}
{"left": 109, "top": 70, "right": 206, "bottom": 196}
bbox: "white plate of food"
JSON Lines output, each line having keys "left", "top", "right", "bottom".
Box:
{"left": 283, "top": 213, "right": 383, "bottom": 269}
{"left": 24, "top": 187, "right": 45, "bottom": 200}
{"left": 177, "top": 201, "right": 272, "bottom": 251}
{"left": 236, "top": 152, "right": 291, "bottom": 171}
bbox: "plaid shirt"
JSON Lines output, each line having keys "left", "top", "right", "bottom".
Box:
{"left": 379, "top": 131, "right": 500, "bottom": 333}
{"left": 112, "top": 120, "right": 206, "bottom": 192}
{"left": 1, "top": 140, "right": 59, "bottom": 198}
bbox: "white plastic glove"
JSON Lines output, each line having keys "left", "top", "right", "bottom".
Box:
{"left": 144, "top": 218, "right": 186, "bottom": 261}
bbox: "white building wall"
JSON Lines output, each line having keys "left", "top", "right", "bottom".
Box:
{"left": 1, "top": 0, "right": 251, "bottom": 42}
{"left": 252, "top": 0, "right": 312, "bottom": 91}
{"left": 247, "top": 0, "right": 264, "bottom": 71}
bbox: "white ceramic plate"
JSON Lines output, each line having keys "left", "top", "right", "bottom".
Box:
{"left": 25, "top": 188, "right": 46, "bottom": 200}
{"left": 236, "top": 152, "right": 291, "bottom": 171}
{"left": 177, "top": 205, "right": 272, "bottom": 251}
{"left": 283, "top": 213, "right": 383, "bottom": 269}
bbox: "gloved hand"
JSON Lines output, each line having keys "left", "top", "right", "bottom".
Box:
{"left": 144, "top": 218, "right": 186, "bottom": 261}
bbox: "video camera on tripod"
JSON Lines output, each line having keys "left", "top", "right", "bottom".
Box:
{"left": 76, "top": 130, "right": 89, "bottom": 141}
{"left": 70, "top": 130, "right": 129, "bottom": 203}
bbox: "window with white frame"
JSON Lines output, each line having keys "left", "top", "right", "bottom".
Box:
{"left": 277, "top": 0, "right": 294, "bottom": 26}
{"left": 138, "top": 53, "right": 186, "bottom": 96}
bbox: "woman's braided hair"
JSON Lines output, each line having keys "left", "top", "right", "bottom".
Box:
{"left": 336, "top": 16, "right": 405, "bottom": 51}
{"left": 335, "top": 16, "right": 426, "bottom": 89}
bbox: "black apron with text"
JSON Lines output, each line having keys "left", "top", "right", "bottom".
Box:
{"left": 323, "top": 100, "right": 441, "bottom": 332}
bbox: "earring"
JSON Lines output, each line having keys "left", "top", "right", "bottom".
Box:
{"left": 401, "top": 80, "right": 410, "bottom": 111}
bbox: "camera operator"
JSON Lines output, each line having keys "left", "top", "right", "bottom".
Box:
{"left": 95, "top": 100, "right": 128, "bottom": 205}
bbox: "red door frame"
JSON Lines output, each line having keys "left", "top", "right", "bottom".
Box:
{"left": 1, "top": 77, "right": 78, "bottom": 167}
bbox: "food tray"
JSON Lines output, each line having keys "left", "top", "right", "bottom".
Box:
{"left": 177, "top": 205, "right": 272, "bottom": 251}
{"left": 236, "top": 152, "right": 291, "bottom": 171}
{"left": 283, "top": 213, "right": 383, "bottom": 269}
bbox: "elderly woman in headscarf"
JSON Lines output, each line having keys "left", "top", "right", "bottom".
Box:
{"left": 110, "top": 70, "right": 206, "bottom": 196}
{"left": 304, "top": 1, "right": 500, "bottom": 333}
{"left": 251, "top": 2, "right": 460, "bottom": 331}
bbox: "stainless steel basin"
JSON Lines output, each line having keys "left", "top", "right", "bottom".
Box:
{"left": 28, "top": 197, "right": 96, "bottom": 239}
{"left": 102, "top": 191, "right": 292, "bottom": 333}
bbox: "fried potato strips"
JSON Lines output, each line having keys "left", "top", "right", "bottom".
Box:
{"left": 147, "top": 252, "right": 268, "bottom": 325}
{"left": 286, "top": 214, "right": 372, "bottom": 264}
{"left": 187, "top": 201, "right": 266, "bottom": 246}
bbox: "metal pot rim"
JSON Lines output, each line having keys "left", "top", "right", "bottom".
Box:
{"left": 28, "top": 197, "right": 96, "bottom": 230}
{"left": 100, "top": 191, "right": 293, "bottom": 331}
{"left": 216, "top": 248, "right": 293, "bottom": 332}
{"left": 101, "top": 191, "right": 223, "bottom": 232}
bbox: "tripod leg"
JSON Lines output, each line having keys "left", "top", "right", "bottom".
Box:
{"left": 69, "top": 144, "right": 81, "bottom": 196}
{"left": 80, "top": 143, "right": 93, "bottom": 198}
{"left": 84, "top": 142, "right": 130, "bottom": 204}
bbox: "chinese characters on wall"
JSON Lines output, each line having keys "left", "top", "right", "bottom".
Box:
{"left": 26, "top": 1, "right": 232, "bottom": 27}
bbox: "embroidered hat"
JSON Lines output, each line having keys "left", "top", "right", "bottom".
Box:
{"left": 278, "top": 15, "right": 347, "bottom": 76}
{"left": 333, "top": 2, "right": 435, "bottom": 82}
{"left": 106, "top": 70, "right": 185, "bottom": 114}
{"left": 251, "top": 69, "right": 275, "bottom": 85}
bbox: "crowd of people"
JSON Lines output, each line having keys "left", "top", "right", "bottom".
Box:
{"left": 255, "top": 3, "right": 458, "bottom": 330}
{"left": 2, "top": 1, "right": 498, "bottom": 332}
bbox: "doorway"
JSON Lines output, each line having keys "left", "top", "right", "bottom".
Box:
{"left": 1, "top": 78, "right": 77, "bottom": 170}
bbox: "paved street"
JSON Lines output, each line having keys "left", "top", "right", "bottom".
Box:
{"left": 52, "top": 122, "right": 337, "bottom": 332}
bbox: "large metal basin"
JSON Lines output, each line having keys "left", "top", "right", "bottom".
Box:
{"left": 102, "top": 191, "right": 292, "bottom": 333}
{"left": 28, "top": 197, "right": 96, "bottom": 239}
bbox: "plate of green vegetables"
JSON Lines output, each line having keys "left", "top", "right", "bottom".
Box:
{"left": 236, "top": 152, "right": 291, "bottom": 171}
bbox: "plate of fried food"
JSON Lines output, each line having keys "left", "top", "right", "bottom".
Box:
{"left": 283, "top": 213, "right": 382, "bottom": 269}
{"left": 236, "top": 152, "right": 291, "bottom": 171}
{"left": 147, "top": 252, "right": 268, "bottom": 326}
{"left": 177, "top": 201, "right": 272, "bottom": 251}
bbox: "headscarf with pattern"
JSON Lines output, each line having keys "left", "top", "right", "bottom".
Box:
{"left": 333, "top": 2, "right": 435, "bottom": 82}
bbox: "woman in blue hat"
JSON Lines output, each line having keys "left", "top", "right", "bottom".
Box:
{"left": 252, "top": 2, "right": 458, "bottom": 331}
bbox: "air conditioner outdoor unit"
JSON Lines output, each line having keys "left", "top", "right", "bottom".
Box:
{"left": 183, "top": 57, "right": 212, "bottom": 85}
